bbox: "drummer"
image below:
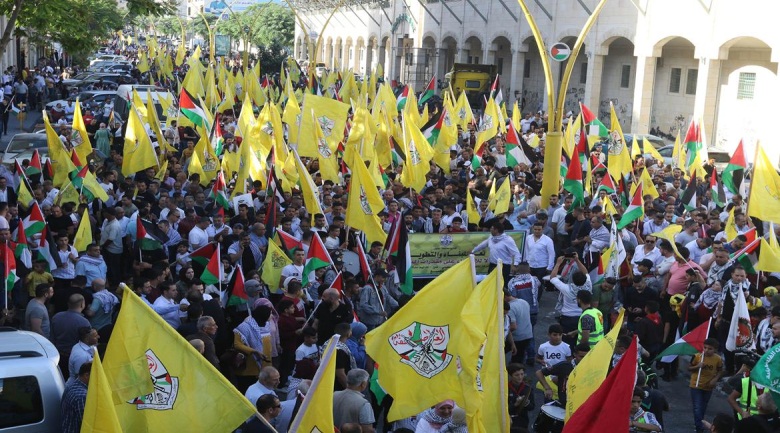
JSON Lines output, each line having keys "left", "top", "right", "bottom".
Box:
{"left": 536, "top": 342, "right": 591, "bottom": 405}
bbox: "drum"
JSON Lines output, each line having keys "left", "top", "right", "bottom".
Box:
{"left": 532, "top": 403, "right": 565, "bottom": 433}
{"left": 341, "top": 250, "right": 360, "bottom": 276}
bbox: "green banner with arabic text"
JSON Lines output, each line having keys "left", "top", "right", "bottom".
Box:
{"left": 410, "top": 231, "right": 526, "bottom": 278}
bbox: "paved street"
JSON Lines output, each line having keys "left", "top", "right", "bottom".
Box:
{"left": 526, "top": 287, "right": 734, "bottom": 433}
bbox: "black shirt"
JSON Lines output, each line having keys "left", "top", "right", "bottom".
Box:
{"left": 314, "top": 302, "right": 353, "bottom": 346}
{"left": 540, "top": 360, "right": 576, "bottom": 406}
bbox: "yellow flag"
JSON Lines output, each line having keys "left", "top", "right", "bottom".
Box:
{"left": 630, "top": 168, "right": 659, "bottom": 200}
{"left": 460, "top": 265, "right": 510, "bottom": 432}
{"left": 467, "top": 188, "right": 480, "bottom": 225}
{"left": 74, "top": 209, "right": 92, "bottom": 252}
{"left": 56, "top": 181, "right": 81, "bottom": 206}
{"left": 292, "top": 150, "right": 325, "bottom": 221}
{"left": 189, "top": 134, "right": 220, "bottom": 186}
{"left": 643, "top": 137, "right": 665, "bottom": 163}
{"left": 372, "top": 83, "right": 398, "bottom": 119}
{"left": 103, "top": 290, "right": 256, "bottom": 431}
{"left": 156, "top": 159, "right": 168, "bottom": 182}
{"left": 491, "top": 178, "right": 512, "bottom": 215}
{"left": 71, "top": 100, "right": 93, "bottom": 164}
{"left": 122, "top": 106, "right": 159, "bottom": 176}
{"left": 630, "top": 135, "right": 641, "bottom": 160}
{"left": 417, "top": 103, "right": 429, "bottom": 128}
{"left": 565, "top": 308, "right": 625, "bottom": 421}
{"left": 475, "top": 97, "right": 499, "bottom": 153}
{"left": 81, "top": 353, "right": 123, "bottom": 433}
{"left": 287, "top": 335, "right": 339, "bottom": 433}
{"left": 299, "top": 94, "right": 350, "bottom": 158}
{"left": 672, "top": 131, "right": 685, "bottom": 170}
{"left": 652, "top": 224, "right": 684, "bottom": 259}
{"left": 217, "top": 75, "right": 236, "bottom": 114}
{"left": 725, "top": 207, "right": 738, "bottom": 241}
{"left": 601, "top": 195, "right": 619, "bottom": 216}
{"left": 43, "top": 113, "right": 76, "bottom": 188}
{"left": 312, "top": 110, "right": 339, "bottom": 184}
{"left": 282, "top": 74, "right": 301, "bottom": 144}
{"left": 400, "top": 119, "right": 433, "bottom": 192}
{"left": 181, "top": 62, "right": 204, "bottom": 98}
{"left": 365, "top": 259, "right": 477, "bottom": 421}
{"left": 17, "top": 178, "right": 34, "bottom": 209}
{"left": 455, "top": 90, "right": 474, "bottom": 129}
{"left": 487, "top": 181, "right": 496, "bottom": 209}
{"left": 175, "top": 42, "right": 186, "bottom": 66}
{"left": 235, "top": 93, "right": 255, "bottom": 138}
{"left": 203, "top": 65, "right": 219, "bottom": 110}
{"left": 757, "top": 223, "right": 780, "bottom": 272}
{"left": 747, "top": 144, "right": 780, "bottom": 224}
{"left": 511, "top": 101, "right": 521, "bottom": 131}
{"left": 261, "top": 240, "right": 292, "bottom": 293}
{"left": 346, "top": 159, "right": 387, "bottom": 246}
{"left": 607, "top": 102, "right": 632, "bottom": 181}
{"left": 131, "top": 89, "right": 147, "bottom": 122}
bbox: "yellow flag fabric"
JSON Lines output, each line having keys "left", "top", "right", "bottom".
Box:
{"left": 757, "top": 236, "right": 780, "bottom": 272}
{"left": 607, "top": 103, "right": 632, "bottom": 181}
{"left": 312, "top": 110, "right": 339, "bottom": 184}
{"left": 56, "top": 181, "right": 81, "bottom": 206}
{"left": 44, "top": 113, "right": 77, "bottom": 188}
{"left": 748, "top": 145, "right": 780, "bottom": 224}
{"left": 475, "top": 98, "right": 499, "bottom": 153}
{"left": 630, "top": 135, "right": 641, "bottom": 160}
{"left": 236, "top": 95, "right": 256, "bottom": 139}
{"left": 17, "top": 178, "right": 33, "bottom": 209}
{"left": 74, "top": 209, "right": 92, "bottom": 252}
{"left": 455, "top": 90, "right": 474, "bottom": 129}
{"left": 652, "top": 224, "right": 684, "bottom": 259}
{"left": 466, "top": 188, "right": 480, "bottom": 225}
{"left": 565, "top": 309, "right": 625, "bottom": 421}
{"left": 292, "top": 150, "right": 325, "bottom": 221}
{"left": 131, "top": 90, "right": 147, "bottom": 122}
{"left": 492, "top": 178, "right": 512, "bottom": 215}
{"left": 203, "top": 65, "right": 218, "bottom": 111}
{"left": 282, "top": 74, "right": 301, "bottom": 145}
{"left": 365, "top": 259, "right": 477, "bottom": 421}
{"left": 181, "top": 63, "right": 204, "bottom": 98}
{"left": 122, "top": 106, "right": 159, "bottom": 176}
{"left": 672, "top": 132, "right": 685, "bottom": 170}
{"left": 81, "top": 353, "right": 123, "bottom": 433}
{"left": 261, "top": 240, "right": 292, "bottom": 294}
{"left": 643, "top": 137, "right": 665, "bottom": 163}
{"left": 288, "top": 335, "right": 339, "bottom": 433}
{"left": 373, "top": 83, "right": 399, "bottom": 119}
{"left": 103, "top": 289, "right": 256, "bottom": 431}
{"left": 189, "top": 134, "right": 220, "bottom": 186}
{"left": 630, "top": 168, "right": 659, "bottom": 200}
{"left": 71, "top": 101, "right": 93, "bottom": 164}
{"left": 346, "top": 159, "right": 387, "bottom": 246}
{"left": 400, "top": 120, "right": 433, "bottom": 192}
{"left": 299, "top": 94, "right": 350, "bottom": 158}
{"left": 175, "top": 43, "right": 186, "bottom": 66}
{"left": 460, "top": 265, "right": 510, "bottom": 433}
{"left": 511, "top": 101, "right": 521, "bottom": 131}
{"left": 725, "top": 207, "right": 738, "bottom": 242}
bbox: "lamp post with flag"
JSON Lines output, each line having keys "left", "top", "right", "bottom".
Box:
{"left": 515, "top": 0, "right": 609, "bottom": 207}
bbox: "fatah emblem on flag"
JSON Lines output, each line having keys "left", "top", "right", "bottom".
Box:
{"left": 260, "top": 121, "right": 274, "bottom": 135}
{"left": 128, "top": 349, "right": 179, "bottom": 410}
{"left": 389, "top": 322, "right": 452, "bottom": 379}
{"left": 317, "top": 116, "right": 335, "bottom": 137}
{"left": 480, "top": 114, "right": 494, "bottom": 132}
{"left": 70, "top": 130, "right": 84, "bottom": 146}
{"left": 202, "top": 152, "right": 218, "bottom": 171}
{"left": 166, "top": 105, "right": 178, "bottom": 119}
{"left": 443, "top": 111, "right": 453, "bottom": 127}
{"left": 359, "top": 186, "right": 373, "bottom": 215}
{"left": 409, "top": 140, "right": 422, "bottom": 165}
{"left": 608, "top": 130, "right": 624, "bottom": 155}
{"left": 317, "top": 137, "right": 332, "bottom": 159}
{"left": 458, "top": 107, "right": 467, "bottom": 120}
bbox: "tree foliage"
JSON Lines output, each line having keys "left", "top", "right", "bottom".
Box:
{"left": 199, "top": 3, "right": 294, "bottom": 49}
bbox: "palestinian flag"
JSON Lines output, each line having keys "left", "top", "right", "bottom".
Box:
{"left": 22, "top": 202, "right": 46, "bottom": 239}
{"left": 266, "top": 154, "right": 285, "bottom": 204}
{"left": 396, "top": 85, "right": 409, "bottom": 111}
{"left": 69, "top": 166, "right": 103, "bottom": 202}
{"left": 43, "top": 159, "right": 54, "bottom": 181}
{"left": 576, "top": 122, "right": 591, "bottom": 165}
{"left": 710, "top": 168, "right": 726, "bottom": 208}
{"left": 179, "top": 88, "right": 208, "bottom": 130}
{"left": 26, "top": 149, "right": 42, "bottom": 181}
{"left": 190, "top": 243, "right": 217, "bottom": 275}
{"left": 422, "top": 110, "right": 444, "bottom": 146}
{"left": 355, "top": 240, "right": 372, "bottom": 284}
{"left": 684, "top": 120, "right": 702, "bottom": 173}
{"left": 369, "top": 363, "right": 387, "bottom": 405}
{"left": 384, "top": 219, "right": 413, "bottom": 295}
{"left": 70, "top": 151, "right": 84, "bottom": 170}
{"left": 471, "top": 144, "right": 486, "bottom": 170}
{"left": 2, "top": 242, "right": 18, "bottom": 293}
{"left": 596, "top": 173, "right": 617, "bottom": 195}
{"left": 656, "top": 319, "right": 711, "bottom": 361}
{"left": 722, "top": 139, "right": 747, "bottom": 195}
{"left": 302, "top": 234, "right": 333, "bottom": 286}
{"left": 37, "top": 226, "right": 61, "bottom": 272}
{"left": 732, "top": 230, "right": 759, "bottom": 274}
{"left": 490, "top": 74, "right": 501, "bottom": 104}
{"left": 200, "top": 247, "right": 222, "bottom": 286}
{"left": 591, "top": 155, "right": 607, "bottom": 174}
{"left": 136, "top": 218, "right": 167, "bottom": 250}
{"left": 418, "top": 76, "right": 436, "bottom": 106}
{"left": 13, "top": 222, "right": 32, "bottom": 269}
{"left": 617, "top": 183, "right": 643, "bottom": 229}
{"left": 210, "top": 115, "right": 225, "bottom": 156}
{"left": 679, "top": 171, "right": 698, "bottom": 212}
{"left": 506, "top": 122, "right": 532, "bottom": 168}
{"left": 378, "top": 164, "right": 390, "bottom": 188}
{"left": 275, "top": 229, "right": 303, "bottom": 257}
{"left": 225, "top": 266, "right": 248, "bottom": 307}
{"left": 209, "top": 171, "right": 230, "bottom": 210}
{"left": 563, "top": 145, "right": 585, "bottom": 209}
{"left": 580, "top": 102, "right": 608, "bottom": 137}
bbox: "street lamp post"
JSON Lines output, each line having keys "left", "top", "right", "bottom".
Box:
{"left": 515, "top": 0, "right": 608, "bottom": 206}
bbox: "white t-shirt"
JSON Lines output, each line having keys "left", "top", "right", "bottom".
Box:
{"left": 281, "top": 264, "right": 304, "bottom": 282}
{"left": 537, "top": 341, "right": 572, "bottom": 368}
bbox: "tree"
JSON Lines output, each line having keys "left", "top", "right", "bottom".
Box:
{"left": 0, "top": 0, "right": 176, "bottom": 61}
{"left": 188, "top": 15, "right": 218, "bottom": 41}
{"left": 256, "top": 41, "right": 289, "bottom": 75}
{"left": 249, "top": 4, "right": 294, "bottom": 48}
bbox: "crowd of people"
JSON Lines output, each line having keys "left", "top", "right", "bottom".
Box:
{"left": 1, "top": 35, "right": 779, "bottom": 433}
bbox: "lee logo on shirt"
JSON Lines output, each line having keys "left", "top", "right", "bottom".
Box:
{"left": 545, "top": 352, "right": 563, "bottom": 360}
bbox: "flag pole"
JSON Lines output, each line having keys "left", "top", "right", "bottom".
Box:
{"left": 744, "top": 140, "right": 761, "bottom": 218}
{"left": 694, "top": 318, "right": 712, "bottom": 388}
{"left": 3, "top": 240, "right": 8, "bottom": 310}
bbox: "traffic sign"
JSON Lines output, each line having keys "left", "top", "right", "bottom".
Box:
{"left": 550, "top": 43, "right": 571, "bottom": 62}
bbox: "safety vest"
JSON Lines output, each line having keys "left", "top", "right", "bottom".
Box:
{"left": 578, "top": 307, "right": 604, "bottom": 347}
{"left": 738, "top": 377, "right": 761, "bottom": 419}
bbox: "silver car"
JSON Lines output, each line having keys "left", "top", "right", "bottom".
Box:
{"left": 0, "top": 133, "right": 49, "bottom": 166}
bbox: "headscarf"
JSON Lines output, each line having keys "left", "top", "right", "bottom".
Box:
{"left": 420, "top": 400, "right": 455, "bottom": 428}
{"left": 253, "top": 298, "right": 280, "bottom": 357}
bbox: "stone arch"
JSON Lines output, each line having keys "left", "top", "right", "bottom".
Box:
{"left": 489, "top": 30, "right": 514, "bottom": 48}
{"left": 440, "top": 31, "right": 458, "bottom": 48}
{"left": 717, "top": 36, "right": 774, "bottom": 61}
{"left": 355, "top": 36, "right": 366, "bottom": 72}
{"left": 463, "top": 31, "right": 484, "bottom": 46}
{"left": 517, "top": 32, "right": 536, "bottom": 52}
{"left": 650, "top": 35, "right": 696, "bottom": 58}
{"left": 597, "top": 29, "right": 637, "bottom": 55}
{"left": 422, "top": 31, "right": 437, "bottom": 46}
{"left": 463, "top": 34, "right": 484, "bottom": 64}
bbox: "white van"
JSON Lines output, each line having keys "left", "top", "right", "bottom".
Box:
{"left": 0, "top": 327, "right": 65, "bottom": 432}
{"left": 89, "top": 55, "right": 127, "bottom": 66}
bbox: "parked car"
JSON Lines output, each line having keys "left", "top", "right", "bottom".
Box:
{"left": 0, "top": 133, "right": 49, "bottom": 166}
{"left": 89, "top": 54, "right": 127, "bottom": 66}
{"left": 0, "top": 327, "right": 66, "bottom": 432}
{"left": 646, "top": 145, "right": 731, "bottom": 172}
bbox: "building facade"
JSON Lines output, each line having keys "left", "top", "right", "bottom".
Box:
{"left": 294, "top": 0, "right": 779, "bottom": 163}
